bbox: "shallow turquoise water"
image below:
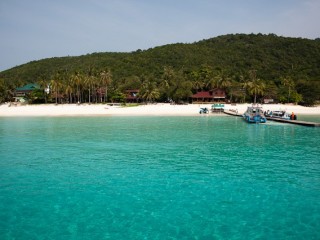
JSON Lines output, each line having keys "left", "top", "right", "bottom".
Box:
{"left": 298, "top": 114, "right": 320, "bottom": 123}
{"left": 0, "top": 116, "right": 319, "bottom": 239}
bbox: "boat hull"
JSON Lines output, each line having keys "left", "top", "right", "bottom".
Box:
{"left": 243, "top": 114, "right": 267, "bottom": 123}
{"left": 243, "top": 105, "right": 267, "bottom": 123}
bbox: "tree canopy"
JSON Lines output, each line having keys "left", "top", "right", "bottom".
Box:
{"left": 1, "top": 33, "right": 319, "bottom": 105}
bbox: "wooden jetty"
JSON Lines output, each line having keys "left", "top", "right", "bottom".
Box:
{"left": 265, "top": 117, "right": 320, "bottom": 127}
{"left": 223, "top": 110, "right": 320, "bottom": 127}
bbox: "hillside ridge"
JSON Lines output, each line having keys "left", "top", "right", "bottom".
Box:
{"left": 1, "top": 33, "right": 320, "bottom": 83}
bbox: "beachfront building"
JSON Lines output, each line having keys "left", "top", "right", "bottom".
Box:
{"left": 191, "top": 88, "right": 226, "bottom": 103}
{"left": 14, "top": 83, "right": 40, "bottom": 103}
{"left": 126, "top": 89, "right": 140, "bottom": 103}
{"left": 263, "top": 98, "right": 275, "bottom": 104}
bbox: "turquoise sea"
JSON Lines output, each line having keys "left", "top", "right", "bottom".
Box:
{"left": 0, "top": 116, "right": 319, "bottom": 239}
{"left": 298, "top": 114, "right": 320, "bottom": 123}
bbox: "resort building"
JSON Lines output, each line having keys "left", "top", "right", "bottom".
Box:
{"left": 14, "top": 83, "right": 40, "bottom": 103}
{"left": 126, "top": 89, "right": 140, "bottom": 103}
{"left": 191, "top": 88, "right": 226, "bottom": 103}
{"left": 263, "top": 98, "right": 275, "bottom": 104}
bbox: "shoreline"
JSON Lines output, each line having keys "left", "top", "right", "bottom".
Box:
{"left": 0, "top": 103, "right": 320, "bottom": 117}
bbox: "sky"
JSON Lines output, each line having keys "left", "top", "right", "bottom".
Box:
{"left": 0, "top": 0, "right": 319, "bottom": 71}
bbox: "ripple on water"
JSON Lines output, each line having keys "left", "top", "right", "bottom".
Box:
{"left": 0, "top": 116, "right": 319, "bottom": 239}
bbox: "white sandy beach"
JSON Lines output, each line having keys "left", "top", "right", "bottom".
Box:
{"left": 0, "top": 103, "right": 320, "bottom": 117}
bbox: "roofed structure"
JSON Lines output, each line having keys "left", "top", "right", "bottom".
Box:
{"left": 191, "top": 88, "right": 226, "bottom": 103}
{"left": 14, "top": 83, "right": 40, "bottom": 103}
{"left": 15, "top": 83, "right": 40, "bottom": 97}
{"left": 126, "top": 89, "right": 140, "bottom": 102}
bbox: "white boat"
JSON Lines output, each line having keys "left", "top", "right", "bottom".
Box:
{"left": 265, "top": 110, "right": 296, "bottom": 120}
{"left": 243, "top": 105, "right": 267, "bottom": 123}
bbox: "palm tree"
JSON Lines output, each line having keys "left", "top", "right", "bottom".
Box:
{"left": 250, "top": 79, "right": 265, "bottom": 104}
{"left": 37, "top": 77, "right": 49, "bottom": 103}
{"left": 84, "top": 73, "right": 97, "bottom": 104}
{"left": 198, "top": 67, "right": 212, "bottom": 85}
{"left": 159, "top": 78, "right": 170, "bottom": 90}
{"left": 205, "top": 77, "right": 219, "bottom": 90}
{"left": 281, "top": 76, "right": 295, "bottom": 103}
{"left": 168, "top": 70, "right": 192, "bottom": 102}
{"left": 163, "top": 66, "right": 175, "bottom": 83}
{"left": 100, "top": 70, "right": 112, "bottom": 103}
{"left": 50, "top": 76, "right": 62, "bottom": 104}
{"left": 240, "top": 74, "right": 250, "bottom": 102}
{"left": 71, "top": 72, "right": 83, "bottom": 103}
{"left": 140, "top": 81, "right": 160, "bottom": 103}
{"left": 160, "top": 66, "right": 175, "bottom": 101}
{"left": 204, "top": 71, "right": 232, "bottom": 102}
{"left": 0, "top": 78, "right": 10, "bottom": 102}
{"left": 213, "top": 70, "right": 232, "bottom": 89}
{"left": 187, "top": 69, "right": 204, "bottom": 92}
{"left": 64, "top": 78, "right": 74, "bottom": 103}
{"left": 246, "top": 70, "right": 265, "bottom": 104}
{"left": 192, "top": 79, "right": 205, "bottom": 91}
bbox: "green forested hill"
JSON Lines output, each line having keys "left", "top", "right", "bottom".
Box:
{"left": 1, "top": 33, "right": 320, "bottom": 104}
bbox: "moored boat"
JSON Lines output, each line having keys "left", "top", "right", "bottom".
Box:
{"left": 243, "top": 105, "right": 267, "bottom": 123}
{"left": 265, "top": 110, "right": 297, "bottom": 120}
{"left": 211, "top": 103, "right": 224, "bottom": 113}
{"left": 199, "top": 107, "right": 209, "bottom": 114}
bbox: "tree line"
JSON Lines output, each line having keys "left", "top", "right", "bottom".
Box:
{"left": 0, "top": 33, "right": 319, "bottom": 105}
{"left": 1, "top": 65, "right": 318, "bottom": 105}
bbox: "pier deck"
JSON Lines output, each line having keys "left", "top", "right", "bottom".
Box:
{"left": 223, "top": 110, "right": 320, "bottom": 127}
{"left": 265, "top": 117, "right": 320, "bottom": 127}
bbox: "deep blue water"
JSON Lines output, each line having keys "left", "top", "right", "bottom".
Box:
{"left": 0, "top": 116, "right": 319, "bottom": 239}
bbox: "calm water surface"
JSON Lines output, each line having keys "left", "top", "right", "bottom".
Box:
{"left": 298, "top": 114, "right": 320, "bottom": 123}
{"left": 0, "top": 116, "right": 319, "bottom": 239}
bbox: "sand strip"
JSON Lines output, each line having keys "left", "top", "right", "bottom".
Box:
{"left": 0, "top": 103, "right": 319, "bottom": 117}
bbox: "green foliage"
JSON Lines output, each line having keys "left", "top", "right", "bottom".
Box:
{"left": 1, "top": 34, "right": 320, "bottom": 104}
{"left": 139, "top": 80, "right": 160, "bottom": 103}
{"left": 290, "top": 91, "right": 303, "bottom": 104}
{"left": 28, "top": 89, "right": 46, "bottom": 104}
{"left": 296, "top": 80, "right": 320, "bottom": 106}
{"left": 110, "top": 90, "right": 125, "bottom": 103}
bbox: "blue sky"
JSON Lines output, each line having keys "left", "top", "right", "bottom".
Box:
{"left": 0, "top": 0, "right": 319, "bottom": 71}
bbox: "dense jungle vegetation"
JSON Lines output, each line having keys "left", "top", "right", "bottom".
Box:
{"left": 0, "top": 33, "right": 319, "bottom": 105}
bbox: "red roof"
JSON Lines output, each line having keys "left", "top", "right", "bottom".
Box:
{"left": 192, "top": 91, "right": 213, "bottom": 98}
{"left": 192, "top": 89, "right": 226, "bottom": 99}
{"left": 126, "top": 89, "right": 139, "bottom": 93}
{"left": 126, "top": 89, "right": 140, "bottom": 99}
